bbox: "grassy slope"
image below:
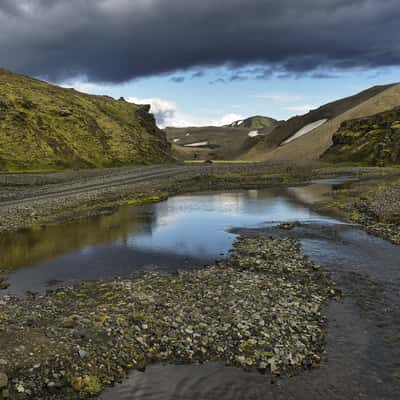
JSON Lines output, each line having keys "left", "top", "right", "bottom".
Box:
{"left": 243, "top": 84, "right": 399, "bottom": 162}
{"left": 0, "top": 69, "right": 171, "bottom": 171}
{"left": 322, "top": 107, "right": 400, "bottom": 165}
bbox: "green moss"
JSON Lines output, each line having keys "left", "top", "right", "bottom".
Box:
{"left": 124, "top": 193, "right": 168, "bottom": 206}
{"left": 367, "top": 128, "right": 387, "bottom": 136}
{"left": 246, "top": 116, "right": 277, "bottom": 129}
{"left": 323, "top": 106, "right": 400, "bottom": 166}
{"left": 0, "top": 69, "right": 172, "bottom": 172}
{"left": 391, "top": 121, "right": 400, "bottom": 129}
{"left": 341, "top": 129, "right": 363, "bottom": 138}
{"left": 351, "top": 209, "right": 362, "bottom": 222}
{"left": 70, "top": 375, "right": 103, "bottom": 395}
{"left": 239, "top": 341, "right": 255, "bottom": 353}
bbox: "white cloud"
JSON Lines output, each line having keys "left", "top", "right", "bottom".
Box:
{"left": 60, "top": 79, "right": 112, "bottom": 95}
{"left": 255, "top": 92, "right": 317, "bottom": 116}
{"left": 285, "top": 104, "right": 316, "bottom": 114}
{"left": 214, "top": 113, "right": 245, "bottom": 126}
{"left": 128, "top": 97, "right": 177, "bottom": 126}
{"left": 170, "top": 112, "right": 245, "bottom": 128}
{"left": 128, "top": 97, "right": 244, "bottom": 128}
{"left": 60, "top": 79, "right": 244, "bottom": 128}
{"left": 255, "top": 93, "right": 304, "bottom": 103}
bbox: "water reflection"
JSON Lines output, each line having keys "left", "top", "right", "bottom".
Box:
{"left": 1, "top": 183, "right": 340, "bottom": 296}
{"left": 0, "top": 208, "right": 156, "bottom": 269}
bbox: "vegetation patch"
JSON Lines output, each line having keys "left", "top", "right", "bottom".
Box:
{"left": 323, "top": 107, "right": 400, "bottom": 166}
{"left": 124, "top": 193, "right": 169, "bottom": 206}
{"left": 316, "top": 176, "right": 400, "bottom": 244}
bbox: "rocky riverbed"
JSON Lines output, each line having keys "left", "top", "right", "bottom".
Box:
{"left": 1, "top": 164, "right": 400, "bottom": 399}
{"left": 0, "top": 237, "right": 336, "bottom": 399}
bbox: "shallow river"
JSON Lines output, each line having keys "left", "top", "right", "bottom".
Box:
{"left": 2, "top": 177, "right": 400, "bottom": 399}
{"left": 1, "top": 179, "right": 342, "bottom": 296}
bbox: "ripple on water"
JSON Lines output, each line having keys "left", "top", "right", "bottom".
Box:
{"left": 99, "top": 363, "right": 271, "bottom": 400}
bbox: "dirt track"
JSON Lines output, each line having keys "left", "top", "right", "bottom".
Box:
{"left": 0, "top": 165, "right": 196, "bottom": 208}
{"left": 1, "top": 162, "right": 274, "bottom": 234}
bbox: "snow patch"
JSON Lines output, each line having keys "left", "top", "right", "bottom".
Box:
{"left": 282, "top": 119, "right": 328, "bottom": 145}
{"left": 185, "top": 133, "right": 191, "bottom": 137}
{"left": 230, "top": 120, "right": 244, "bottom": 127}
{"left": 184, "top": 141, "right": 209, "bottom": 147}
{"left": 248, "top": 130, "right": 259, "bottom": 138}
{"left": 173, "top": 138, "right": 180, "bottom": 143}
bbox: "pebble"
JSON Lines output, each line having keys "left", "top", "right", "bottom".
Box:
{"left": 0, "top": 237, "right": 334, "bottom": 399}
{"left": 0, "top": 373, "right": 8, "bottom": 389}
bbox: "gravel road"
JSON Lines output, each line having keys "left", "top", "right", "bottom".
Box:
{"left": 0, "top": 165, "right": 199, "bottom": 207}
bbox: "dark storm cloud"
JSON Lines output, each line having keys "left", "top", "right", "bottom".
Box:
{"left": 0, "top": 0, "right": 399, "bottom": 83}
{"left": 170, "top": 76, "right": 185, "bottom": 83}
{"left": 191, "top": 71, "right": 205, "bottom": 79}
{"left": 209, "top": 78, "right": 227, "bottom": 85}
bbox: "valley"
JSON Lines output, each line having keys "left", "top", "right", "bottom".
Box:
{"left": 1, "top": 2, "right": 400, "bottom": 399}
{"left": 0, "top": 70, "right": 400, "bottom": 400}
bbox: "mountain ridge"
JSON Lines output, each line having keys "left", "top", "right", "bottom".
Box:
{"left": 242, "top": 83, "right": 400, "bottom": 162}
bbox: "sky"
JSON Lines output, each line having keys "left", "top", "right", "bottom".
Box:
{"left": 1, "top": 0, "right": 400, "bottom": 127}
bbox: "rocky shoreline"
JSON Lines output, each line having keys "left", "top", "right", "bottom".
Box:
{"left": 0, "top": 237, "right": 336, "bottom": 399}
{"left": 317, "top": 174, "right": 400, "bottom": 244}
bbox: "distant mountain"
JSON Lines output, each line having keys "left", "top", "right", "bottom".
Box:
{"left": 227, "top": 115, "right": 278, "bottom": 130}
{"left": 322, "top": 107, "right": 400, "bottom": 165}
{"left": 0, "top": 69, "right": 171, "bottom": 172}
{"left": 165, "top": 126, "right": 261, "bottom": 160}
{"left": 243, "top": 84, "right": 400, "bottom": 162}
{"left": 165, "top": 116, "right": 279, "bottom": 160}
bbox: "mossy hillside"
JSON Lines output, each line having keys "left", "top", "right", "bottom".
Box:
{"left": 0, "top": 69, "right": 172, "bottom": 171}
{"left": 229, "top": 115, "right": 279, "bottom": 129}
{"left": 240, "top": 116, "right": 278, "bottom": 129}
{"left": 323, "top": 107, "right": 400, "bottom": 166}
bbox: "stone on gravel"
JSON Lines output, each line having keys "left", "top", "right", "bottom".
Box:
{"left": 0, "top": 236, "right": 335, "bottom": 399}
{"left": 0, "top": 373, "right": 8, "bottom": 389}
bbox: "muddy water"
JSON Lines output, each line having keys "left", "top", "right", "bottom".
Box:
{"left": 1, "top": 180, "right": 340, "bottom": 296}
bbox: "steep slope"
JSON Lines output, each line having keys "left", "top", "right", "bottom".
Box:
{"left": 243, "top": 84, "right": 399, "bottom": 161}
{"left": 228, "top": 115, "right": 278, "bottom": 129}
{"left": 322, "top": 107, "right": 400, "bottom": 165}
{"left": 0, "top": 69, "right": 171, "bottom": 171}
